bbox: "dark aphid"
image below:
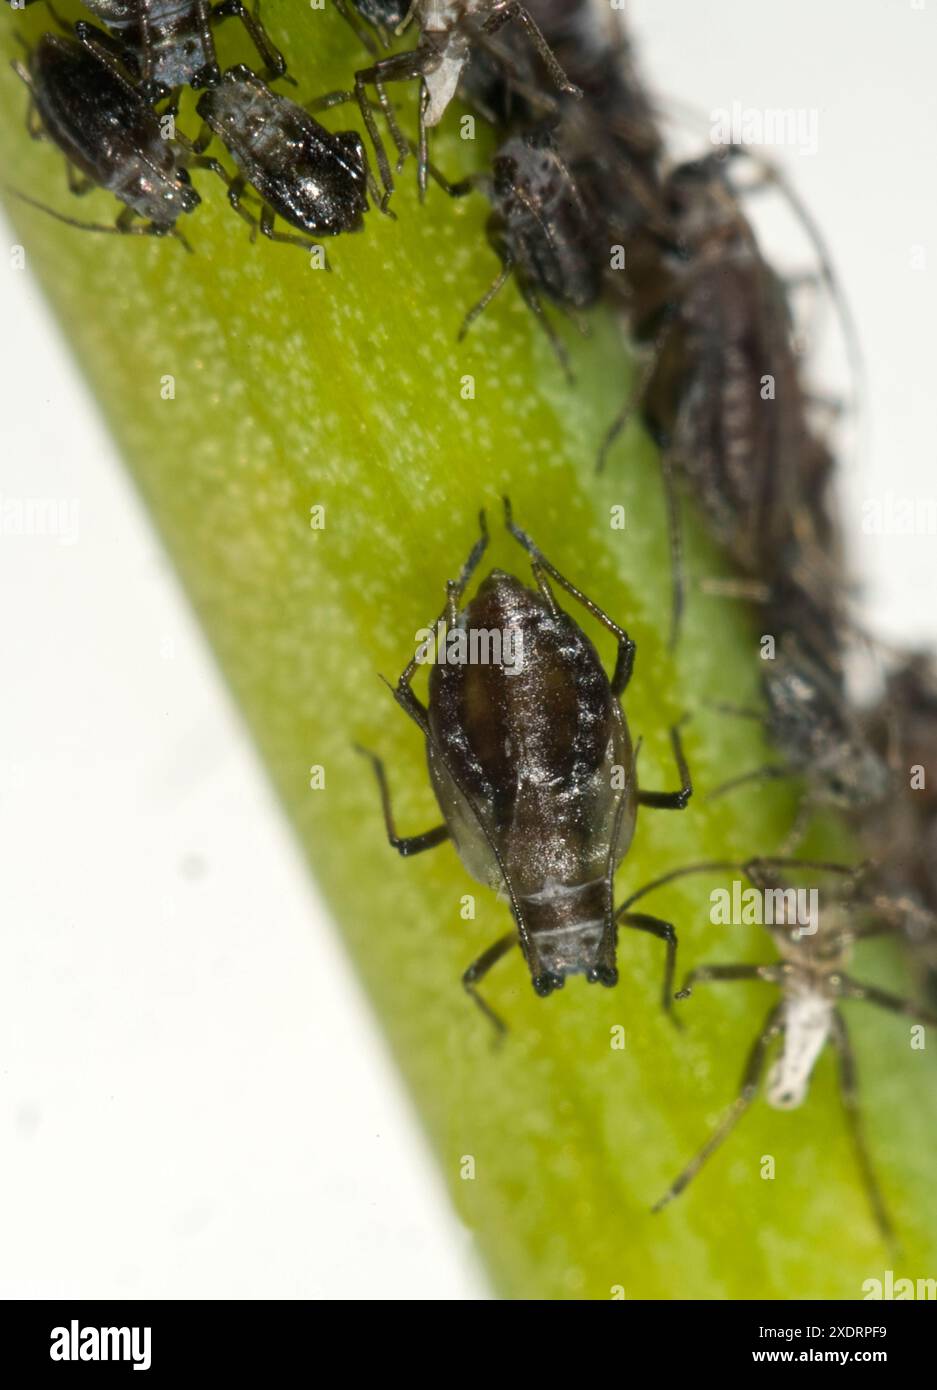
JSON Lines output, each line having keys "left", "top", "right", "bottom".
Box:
{"left": 860, "top": 655, "right": 937, "bottom": 985}
{"left": 595, "top": 147, "right": 857, "bottom": 665}
{"left": 193, "top": 65, "right": 383, "bottom": 249}
{"left": 77, "top": 0, "right": 287, "bottom": 101}
{"left": 625, "top": 857, "right": 937, "bottom": 1244}
{"left": 708, "top": 626, "right": 891, "bottom": 831}
{"left": 314, "top": 0, "right": 582, "bottom": 201}
{"left": 601, "top": 154, "right": 812, "bottom": 572}
{"left": 358, "top": 500, "right": 693, "bottom": 1034}
{"left": 434, "top": 125, "right": 603, "bottom": 376}
{"left": 11, "top": 27, "right": 200, "bottom": 245}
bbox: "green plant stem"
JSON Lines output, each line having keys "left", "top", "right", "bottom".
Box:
{"left": 2, "top": 2, "right": 935, "bottom": 1298}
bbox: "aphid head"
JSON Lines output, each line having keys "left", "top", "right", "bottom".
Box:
{"left": 133, "top": 164, "right": 201, "bottom": 225}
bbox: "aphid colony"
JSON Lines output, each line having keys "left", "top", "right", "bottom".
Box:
{"left": 7, "top": 0, "right": 936, "bottom": 1240}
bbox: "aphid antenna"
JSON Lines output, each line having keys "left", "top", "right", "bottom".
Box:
{"left": 618, "top": 855, "right": 860, "bottom": 915}
{"left": 3, "top": 186, "right": 193, "bottom": 250}
{"left": 394, "top": 1, "right": 417, "bottom": 38}
{"left": 333, "top": 0, "right": 382, "bottom": 56}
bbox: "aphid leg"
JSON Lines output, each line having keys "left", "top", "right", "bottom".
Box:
{"left": 5, "top": 189, "right": 191, "bottom": 251}
{"left": 354, "top": 49, "right": 426, "bottom": 174}
{"left": 354, "top": 745, "right": 449, "bottom": 856}
{"left": 304, "top": 85, "right": 396, "bottom": 204}
{"left": 660, "top": 449, "right": 684, "bottom": 649}
{"left": 637, "top": 723, "right": 693, "bottom": 811}
{"left": 416, "top": 81, "right": 430, "bottom": 202}
{"left": 225, "top": 175, "right": 262, "bottom": 240}
{"left": 480, "top": 5, "right": 582, "bottom": 99}
{"left": 830, "top": 1011, "right": 896, "bottom": 1250}
{"left": 596, "top": 322, "right": 674, "bottom": 474}
{"left": 25, "top": 99, "right": 46, "bottom": 141}
{"left": 675, "top": 961, "right": 783, "bottom": 1002}
{"left": 616, "top": 911, "right": 680, "bottom": 1019}
{"left": 463, "top": 932, "right": 517, "bottom": 1040}
{"left": 392, "top": 511, "right": 490, "bottom": 735}
{"left": 516, "top": 279, "right": 573, "bottom": 382}
{"left": 653, "top": 1004, "right": 784, "bottom": 1213}
{"left": 836, "top": 976, "right": 937, "bottom": 1028}
{"left": 39, "top": 0, "right": 72, "bottom": 35}
{"left": 333, "top": 0, "right": 382, "bottom": 57}
{"left": 458, "top": 257, "right": 514, "bottom": 342}
{"left": 213, "top": 1, "right": 290, "bottom": 82}
{"left": 258, "top": 203, "right": 330, "bottom": 269}
{"left": 699, "top": 576, "right": 772, "bottom": 603}
{"left": 502, "top": 497, "right": 636, "bottom": 695}
{"left": 65, "top": 163, "right": 95, "bottom": 197}
{"left": 324, "top": 130, "right": 392, "bottom": 221}
{"left": 704, "top": 764, "right": 788, "bottom": 802}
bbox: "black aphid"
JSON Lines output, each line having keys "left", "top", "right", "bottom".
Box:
{"left": 314, "top": 0, "right": 582, "bottom": 201}
{"left": 708, "top": 628, "right": 891, "bottom": 828}
{"left": 78, "top": 0, "right": 287, "bottom": 101}
{"left": 432, "top": 124, "right": 603, "bottom": 377}
{"left": 626, "top": 857, "right": 937, "bottom": 1244}
{"left": 193, "top": 65, "right": 384, "bottom": 251}
{"left": 11, "top": 27, "right": 200, "bottom": 245}
{"left": 358, "top": 500, "right": 693, "bottom": 1034}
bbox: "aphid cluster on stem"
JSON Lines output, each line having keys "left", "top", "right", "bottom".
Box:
{"left": 8, "top": 0, "right": 936, "bottom": 1252}
{"left": 7, "top": 0, "right": 384, "bottom": 249}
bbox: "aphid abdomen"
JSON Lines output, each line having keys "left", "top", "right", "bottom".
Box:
{"left": 30, "top": 35, "right": 195, "bottom": 225}
{"left": 82, "top": 0, "right": 215, "bottom": 89}
{"left": 426, "top": 569, "right": 636, "bottom": 927}
{"left": 766, "top": 987, "right": 834, "bottom": 1110}
{"left": 141, "top": 0, "right": 215, "bottom": 89}
{"left": 198, "top": 71, "right": 369, "bottom": 235}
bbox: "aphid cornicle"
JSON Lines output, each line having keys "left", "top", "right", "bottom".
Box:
{"left": 193, "top": 65, "right": 383, "bottom": 248}
{"left": 358, "top": 501, "right": 693, "bottom": 1034}
{"left": 77, "top": 0, "right": 287, "bottom": 101}
{"left": 11, "top": 27, "right": 200, "bottom": 244}
{"left": 626, "top": 858, "right": 937, "bottom": 1243}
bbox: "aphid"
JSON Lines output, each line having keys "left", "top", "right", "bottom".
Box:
{"left": 598, "top": 154, "right": 817, "bottom": 634}
{"left": 10, "top": 27, "right": 200, "bottom": 245}
{"left": 708, "top": 626, "right": 891, "bottom": 828}
{"left": 457, "top": 0, "right": 669, "bottom": 247}
{"left": 193, "top": 64, "right": 384, "bottom": 251}
{"left": 357, "top": 500, "right": 693, "bottom": 1034}
{"left": 860, "top": 655, "right": 937, "bottom": 985}
{"left": 432, "top": 125, "right": 604, "bottom": 376}
{"left": 624, "top": 857, "right": 937, "bottom": 1243}
{"left": 316, "top": 1, "right": 582, "bottom": 201}
{"left": 76, "top": 0, "right": 287, "bottom": 101}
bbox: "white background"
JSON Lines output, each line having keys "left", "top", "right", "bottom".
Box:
{"left": 1, "top": 0, "right": 935, "bottom": 1299}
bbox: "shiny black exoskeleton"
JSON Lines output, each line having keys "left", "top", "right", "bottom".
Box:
{"left": 357, "top": 501, "right": 693, "bottom": 1034}
{"left": 194, "top": 65, "right": 381, "bottom": 246}
{"left": 448, "top": 126, "right": 602, "bottom": 375}
{"left": 12, "top": 27, "right": 200, "bottom": 240}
